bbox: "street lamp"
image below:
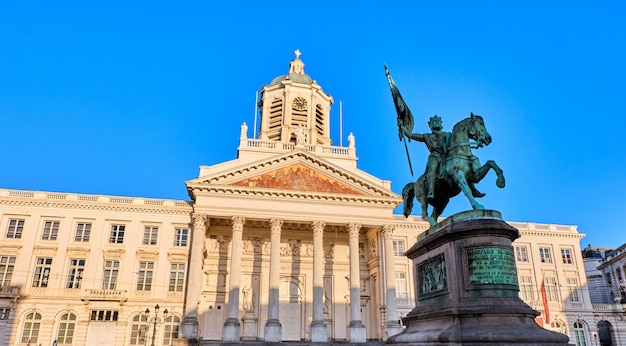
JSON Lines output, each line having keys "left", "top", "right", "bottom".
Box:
{"left": 145, "top": 304, "right": 168, "bottom": 346}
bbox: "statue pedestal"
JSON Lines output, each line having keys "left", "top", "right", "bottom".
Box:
{"left": 241, "top": 313, "right": 258, "bottom": 340}
{"left": 389, "top": 211, "right": 570, "bottom": 345}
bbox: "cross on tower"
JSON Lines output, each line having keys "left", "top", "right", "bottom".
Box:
{"left": 294, "top": 49, "right": 302, "bottom": 59}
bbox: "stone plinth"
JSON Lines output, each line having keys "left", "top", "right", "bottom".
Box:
{"left": 241, "top": 314, "right": 258, "bottom": 340}
{"left": 388, "top": 211, "right": 570, "bottom": 345}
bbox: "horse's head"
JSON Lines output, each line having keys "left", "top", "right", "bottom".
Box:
{"left": 468, "top": 112, "right": 491, "bottom": 148}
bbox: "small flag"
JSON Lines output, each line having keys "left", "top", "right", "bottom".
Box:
{"left": 540, "top": 276, "right": 550, "bottom": 324}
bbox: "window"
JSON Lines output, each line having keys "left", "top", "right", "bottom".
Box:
{"left": 0, "top": 307, "right": 10, "bottom": 320}
{"left": 137, "top": 261, "right": 154, "bottom": 291}
{"left": 392, "top": 239, "right": 405, "bottom": 256}
{"left": 32, "top": 257, "right": 53, "bottom": 287}
{"left": 57, "top": 312, "right": 76, "bottom": 344}
{"left": 544, "top": 276, "right": 559, "bottom": 302}
{"left": 567, "top": 277, "right": 580, "bottom": 302}
{"left": 102, "top": 260, "right": 119, "bottom": 290}
{"left": 74, "top": 223, "right": 91, "bottom": 242}
{"left": 163, "top": 315, "right": 181, "bottom": 345}
{"left": 109, "top": 224, "right": 125, "bottom": 244}
{"left": 173, "top": 228, "right": 189, "bottom": 247}
{"left": 539, "top": 247, "right": 552, "bottom": 264}
{"left": 90, "top": 310, "right": 119, "bottom": 321}
{"left": 20, "top": 312, "right": 42, "bottom": 344}
{"left": 130, "top": 314, "right": 148, "bottom": 345}
{"left": 143, "top": 226, "right": 159, "bottom": 245}
{"left": 519, "top": 275, "right": 534, "bottom": 302}
{"left": 561, "top": 248, "right": 573, "bottom": 264}
{"left": 549, "top": 320, "right": 566, "bottom": 334}
{"left": 66, "top": 259, "right": 85, "bottom": 289}
{"left": 6, "top": 218, "right": 24, "bottom": 239}
{"left": 0, "top": 256, "right": 16, "bottom": 286}
{"left": 41, "top": 220, "right": 59, "bottom": 240}
{"left": 395, "top": 272, "right": 408, "bottom": 298}
{"left": 574, "top": 321, "right": 587, "bottom": 346}
{"left": 169, "top": 263, "right": 185, "bottom": 292}
{"left": 515, "top": 246, "right": 529, "bottom": 263}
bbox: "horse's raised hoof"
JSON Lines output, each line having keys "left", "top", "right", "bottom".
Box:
{"left": 496, "top": 176, "right": 505, "bottom": 188}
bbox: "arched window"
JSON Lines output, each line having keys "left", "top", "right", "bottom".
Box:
{"left": 57, "top": 312, "right": 77, "bottom": 344}
{"left": 129, "top": 314, "right": 148, "bottom": 345}
{"left": 20, "top": 312, "right": 42, "bottom": 344}
{"left": 549, "top": 320, "right": 566, "bottom": 334}
{"left": 162, "top": 315, "right": 180, "bottom": 345}
{"left": 573, "top": 321, "right": 587, "bottom": 346}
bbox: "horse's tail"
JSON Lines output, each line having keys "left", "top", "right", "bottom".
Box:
{"left": 402, "top": 182, "right": 415, "bottom": 218}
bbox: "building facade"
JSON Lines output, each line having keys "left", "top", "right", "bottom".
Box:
{"left": 0, "top": 52, "right": 617, "bottom": 345}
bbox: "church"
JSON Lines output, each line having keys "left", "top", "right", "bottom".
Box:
{"left": 0, "top": 51, "right": 617, "bottom": 346}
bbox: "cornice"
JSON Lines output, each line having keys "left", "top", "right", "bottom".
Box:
{"left": 0, "top": 198, "right": 193, "bottom": 215}
{"left": 190, "top": 186, "right": 401, "bottom": 206}
{"left": 518, "top": 229, "right": 584, "bottom": 239}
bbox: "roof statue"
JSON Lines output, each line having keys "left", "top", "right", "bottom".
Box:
{"left": 385, "top": 65, "right": 505, "bottom": 225}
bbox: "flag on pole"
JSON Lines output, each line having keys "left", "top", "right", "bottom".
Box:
{"left": 540, "top": 275, "right": 550, "bottom": 324}
{"left": 385, "top": 64, "right": 415, "bottom": 176}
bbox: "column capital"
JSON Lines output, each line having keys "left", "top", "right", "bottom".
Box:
{"left": 381, "top": 224, "right": 395, "bottom": 238}
{"left": 311, "top": 221, "right": 326, "bottom": 234}
{"left": 192, "top": 213, "right": 208, "bottom": 228}
{"left": 270, "top": 218, "right": 283, "bottom": 230}
{"left": 347, "top": 223, "right": 361, "bottom": 237}
{"left": 231, "top": 216, "right": 245, "bottom": 231}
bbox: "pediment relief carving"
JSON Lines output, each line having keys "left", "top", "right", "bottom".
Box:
{"left": 230, "top": 163, "right": 365, "bottom": 195}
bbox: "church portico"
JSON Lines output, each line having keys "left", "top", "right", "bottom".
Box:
{"left": 190, "top": 215, "right": 399, "bottom": 342}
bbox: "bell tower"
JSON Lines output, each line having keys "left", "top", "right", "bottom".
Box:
{"left": 258, "top": 50, "right": 334, "bottom": 146}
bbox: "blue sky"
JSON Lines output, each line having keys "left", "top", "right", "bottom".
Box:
{"left": 1, "top": 1, "right": 624, "bottom": 248}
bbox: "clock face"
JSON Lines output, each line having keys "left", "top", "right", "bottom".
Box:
{"left": 292, "top": 97, "right": 308, "bottom": 111}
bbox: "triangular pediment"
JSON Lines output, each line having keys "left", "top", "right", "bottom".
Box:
{"left": 230, "top": 163, "right": 364, "bottom": 195}
{"left": 186, "top": 150, "right": 400, "bottom": 201}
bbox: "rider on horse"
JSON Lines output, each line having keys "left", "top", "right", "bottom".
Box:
{"left": 401, "top": 115, "right": 449, "bottom": 202}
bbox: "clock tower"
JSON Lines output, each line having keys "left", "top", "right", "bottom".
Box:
{"left": 258, "top": 50, "right": 334, "bottom": 146}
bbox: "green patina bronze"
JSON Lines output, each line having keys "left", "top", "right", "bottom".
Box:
{"left": 467, "top": 247, "right": 518, "bottom": 285}
{"left": 385, "top": 65, "right": 505, "bottom": 225}
{"left": 418, "top": 255, "right": 447, "bottom": 296}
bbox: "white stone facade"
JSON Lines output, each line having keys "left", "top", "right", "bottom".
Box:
{"left": 0, "top": 52, "right": 620, "bottom": 346}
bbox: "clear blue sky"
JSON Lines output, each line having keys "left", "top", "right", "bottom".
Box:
{"left": 1, "top": 1, "right": 624, "bottom": 248}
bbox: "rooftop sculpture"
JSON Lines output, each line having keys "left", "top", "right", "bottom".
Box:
{"left": 385, "top": 65, "right": 505, "bottom": 225}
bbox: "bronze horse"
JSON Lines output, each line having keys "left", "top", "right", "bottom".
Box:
{"left": 402, "top": 113, "right": 505, "bottom": 225}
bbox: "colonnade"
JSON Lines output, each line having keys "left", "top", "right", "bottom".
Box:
{"left": 180, "top": 214, "right": 402, "bottom": 342}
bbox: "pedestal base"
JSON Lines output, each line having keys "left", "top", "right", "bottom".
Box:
{"left": 386, "top": 322, "right": 404, "bottom": 339}
{"left": 264, "top": 319, "right": 282, "bottom": 342}
{"left": 241, "top": 314, "right": 257, "bottom": 340}
{"left": 348, "top": 320, "right": 366, "bottom": 343}
{"left": 310, "top": 321, "right": 328, "bottom": 342}
{"left": 388, "top": 212, "right": 570, "bottom": 345}
{"left": 179, "top": 316, "right": 199, "bottom": 340}
{"left": 222, "top": 318, "right": 241, "bottom": 342}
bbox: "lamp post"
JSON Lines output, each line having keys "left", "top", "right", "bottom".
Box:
{"left": 145, "top": 304, "right": 168, "bottom": 346}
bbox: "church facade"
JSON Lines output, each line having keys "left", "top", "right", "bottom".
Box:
{"left": 0, "top": 52, "right": 619, "bottom": 346}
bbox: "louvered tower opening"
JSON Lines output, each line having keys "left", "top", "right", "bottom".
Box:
{"left": 268, "top": 98, "right": 283, "bottom": 141}
{"left": 291, "top": 109, "right": 307, "bottom": 127}
{"left": 315, "top": 104, "right": 325, "bottom": 144}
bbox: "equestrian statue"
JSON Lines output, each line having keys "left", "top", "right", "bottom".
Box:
{"left": 385, "top": 65, "right": 505, "bottom": 226}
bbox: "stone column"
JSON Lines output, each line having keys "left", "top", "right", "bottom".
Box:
{"left": 348, "top": 223, "right": 366, "bottom": 342}
{"left": 310, "top": 221, "right": 328, "bottom": 342}
{"left": 223, "top": 216, "right": 245, "bottom": 342}
{"left": 382, "top": 224, "right": 403, "bottom": 338}
{"left": 180, "top": 213, "right": 207, "bottom": 340}
{"left": 264, "top": 218, "right": 283, "bottom": 342}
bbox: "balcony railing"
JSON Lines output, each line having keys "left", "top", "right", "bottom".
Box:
{"left": 0, "top": 286, "right": 19, "bottom": 297}
{"left": 241, "top": 138, "right": 356, "bottom": 159}
{"left": 84, "top": 289, "right": 127, "bottom": 301}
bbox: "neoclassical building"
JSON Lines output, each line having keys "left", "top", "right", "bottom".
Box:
{"left": 0, "top": 52, "right": 618, "bottom": 346}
